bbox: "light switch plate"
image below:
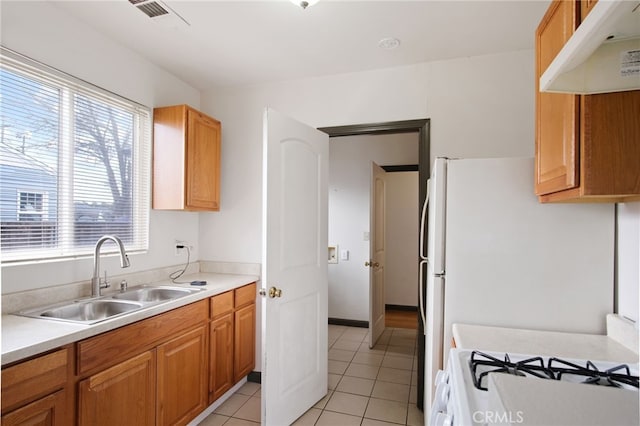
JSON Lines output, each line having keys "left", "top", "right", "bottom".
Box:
{"left": 340, "top": 249, "right": 349, "bottom": 261}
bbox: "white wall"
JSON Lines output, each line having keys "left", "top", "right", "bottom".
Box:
{"left": 0, "top": 1, "right": 202, "bottom": 294}
{"left": 426, "top": 52, "right": 536, "bottom": 160}
{"left": 328, "top": 134, "right": 418, "bottom": 321}
{"left": 201, "top": 50, "right": 535, "bottom": 370}
{"left": 384, "top": 171, "right": 419, "bottom": 307}
{"left": 617, "top": 203, "right": 640, "bottom": 323}
{"left": 200, "top": 50, "right": 535, "bottom": 263}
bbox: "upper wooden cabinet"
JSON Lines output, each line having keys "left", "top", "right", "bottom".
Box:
{"left": 153, "top": 105, "right": 221, "bottom": 211}
{"left": 535, "top": 1, "right": 640, "bottom": 203}
{"left": 580, "top": 0, "right": 598, "bottom": 21}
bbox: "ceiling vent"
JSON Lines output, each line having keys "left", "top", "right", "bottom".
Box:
{"left": 136, "top": 2, "right": 169, "bottom": 18}
{"left": 128, "top": 0, "right": 189, "bottom": 28}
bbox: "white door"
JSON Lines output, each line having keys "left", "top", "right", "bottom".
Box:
{"left": 369, "top": 162, "right": 386, "bottom": 348}
{"left": 261, "top": 108, "right": 329, "bottom": 426}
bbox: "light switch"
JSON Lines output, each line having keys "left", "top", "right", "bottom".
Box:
{"left": 340, "top": 249, "right": 349, "bottom": 261}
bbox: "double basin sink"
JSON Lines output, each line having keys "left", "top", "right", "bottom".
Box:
{"left": 18, "top": 286, "right": 204, "bottom": 325}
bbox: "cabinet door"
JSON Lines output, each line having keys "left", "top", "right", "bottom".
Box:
{"left": 209, "top": 314, "right": 234, "bottom": 402}
{"left": 157, "top": 326, "right": 208, "bottom": 426}
{"left": 78, "top": 351, "right": 155, "bottom": 426}
{"left": 580, "top": 0, "right": 598, "bottom": 21}
{"left": 535, "top": 0, "right": 579, "bottom": 196}
{"left": 1, "top": 390, "right": 66, "bottom": 426}
{"left": 1, "top": 347, "right": 68, "bottom": 414}
{"left": 186, "top": 108, "right": 221, "bottom": 210}
{"left": 234, "top": 303, "right": 256, "bottom": 382}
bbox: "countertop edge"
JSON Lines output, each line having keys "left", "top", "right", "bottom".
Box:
{"left": 1, "top": 272, "right": 260, "bottom": 366}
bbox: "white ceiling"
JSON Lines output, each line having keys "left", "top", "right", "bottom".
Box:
{"left": 48, "top": 0, "right": 551, "bottom": 91}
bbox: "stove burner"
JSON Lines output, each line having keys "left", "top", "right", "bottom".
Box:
{"left": 469, "top": 351, "right": 555, "bottom": 390}
{"left": 548, "top": 358, "right": 640, "bottom": 389}
{"left": 469, "top": 351, "right": 640, "bottom": 391}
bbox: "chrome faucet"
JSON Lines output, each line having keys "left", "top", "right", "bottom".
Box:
{"left": 91, "top": 235, "right": 130, "bottom": 297}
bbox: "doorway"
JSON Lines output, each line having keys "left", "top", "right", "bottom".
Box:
{"left": 320, "top": 119, "right": 430, "bottom": 410}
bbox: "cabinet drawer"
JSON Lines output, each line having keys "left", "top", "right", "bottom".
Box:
{"left": 234, "top": 283, "right": 256, "bottom": 309}
{"left": 211, "top": 291, "right": 234, "bottom": 319}
{"left": 1, "top": 389, "right": 67, "bottom": 426}
{"left": 1, "top": 348, "right": 68, "bottom": 413}
{"left": 77, "top": 300, "right": 208, "bottom": 375}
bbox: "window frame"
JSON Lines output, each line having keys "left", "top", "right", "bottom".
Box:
{"left": 0, "top": 47, "right": 151, "bottom": 264}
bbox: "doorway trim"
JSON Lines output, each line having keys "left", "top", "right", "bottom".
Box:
{"left": 319, "top": 118, "right": 430, "bottom": 208}
{"left": 320, "top": 118, "right": 431, "bottom": 410}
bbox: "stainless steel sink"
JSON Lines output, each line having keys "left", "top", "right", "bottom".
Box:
{"left": 23, "top": 299, "right": 143, "bottom": 324}
{"left": 112, "top": 286, "right": 197, "bottom": 302}
{"left": 17, "top": 285, "right": 203, "bottom": 325}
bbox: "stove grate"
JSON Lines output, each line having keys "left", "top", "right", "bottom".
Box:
{"left": 469, "top": 351, "right": 639, "bottom": 391}
{"left": 469, "top": 351, "right": 555, "bottom": 391}
{"left": 548, "top": 357, "right": 639, "bottom": 389}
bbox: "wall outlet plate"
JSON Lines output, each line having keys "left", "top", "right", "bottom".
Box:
{"left": 328, "top": 245, "right": 338, "bottom": 264}
{"left": 175, "top": 240, "right": 189, "bottom": 256}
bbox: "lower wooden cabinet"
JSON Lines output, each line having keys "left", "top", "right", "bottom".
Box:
{"left": 209, "top": 314, "right": 234, "bottom": 402}
{"left": 76, "top": 301, "right": 208, "bottom": 426}
{"left": 1, "top": 390, "right": 66, "bottom": 426}
{"left": 78, "top": 325, "right": 209, "bottom": 426}
{"left": 78, "top": 351, "right": 156, "bottom": 426}
{"left": 234, "top": 303, "right": 256, "bottom": 382}
{"left": 209, "top": 283, "right": 257, "bottom": 402}
{"left": 1, "top": 347, "right": 71, "bottom": 426}
{"left": 157, "top": 326, "right": 208, "bottom": 426}
{"left": 3, "top": 284, "right": 257, "bottom": 426}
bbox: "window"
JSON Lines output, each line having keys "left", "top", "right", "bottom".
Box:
{"left": 0, "top": 48, "right": 150, "bottom": 262}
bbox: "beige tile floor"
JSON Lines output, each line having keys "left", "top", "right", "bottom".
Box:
{"left": 199, "top": 325, "right": 423, "bottom": 426}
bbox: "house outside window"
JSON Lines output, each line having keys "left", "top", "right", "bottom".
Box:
{"left": 17, "top": 191, "right": 47, "bottom": 221}
{"left": 0, "top": 48, "right": 150, "bottom": 262}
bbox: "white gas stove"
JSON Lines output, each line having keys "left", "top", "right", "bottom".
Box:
{"left": 431, "top": 348, "right": 639, "bottom": 426}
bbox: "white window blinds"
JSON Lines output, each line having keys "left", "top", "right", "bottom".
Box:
{"left": 0, "top": 48, "right": 150, "bottom": 263}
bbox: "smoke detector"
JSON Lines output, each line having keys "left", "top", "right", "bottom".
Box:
{"left": 378, "top": 37, "right": 401, "bottom": 50}
{"left": 128, "top": 0, "right": 189, "bottom": 28}
{"left": 289, "top": 0, "right": 320, "bottom": 9}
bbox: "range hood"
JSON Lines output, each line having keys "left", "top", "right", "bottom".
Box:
{"left": 540, "top": 0, "right": 640, "bottom": 94}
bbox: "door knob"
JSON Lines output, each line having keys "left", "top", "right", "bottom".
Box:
{"left": 267, "top": 286, "right": 282, "bottom": 298}
{"left": 365, "top": 261, "right": 380, "bottom": 268}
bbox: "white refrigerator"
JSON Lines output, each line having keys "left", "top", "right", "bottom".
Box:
{"left": 420, "top": 157, "right": 615, "bottom": 421}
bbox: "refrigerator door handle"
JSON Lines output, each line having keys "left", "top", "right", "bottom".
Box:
{"left": 418, "top": 259, "right": 428, "bottom": 335}
{"left": 419, "top": 179, "right": 430, "bottom": 261}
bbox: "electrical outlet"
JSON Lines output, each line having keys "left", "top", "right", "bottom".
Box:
{"left": 174, "top": 240, "right": 188, "bottom": 256}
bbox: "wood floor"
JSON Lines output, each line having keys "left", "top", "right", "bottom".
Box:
{"left": 385, "top": 308, "right": 418, "bottom": 329}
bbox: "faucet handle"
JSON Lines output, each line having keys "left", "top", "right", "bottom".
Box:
{"left": 100, "top": 270, "right": 111, "bottom": 289}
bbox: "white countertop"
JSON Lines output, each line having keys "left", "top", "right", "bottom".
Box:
{"left": 452, "top": 323, "right": 639, "bottom": 363}
{"left": 1, "top": 273, "right": 259, "bottom": 366}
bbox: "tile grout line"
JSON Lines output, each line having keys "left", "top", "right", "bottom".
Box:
{"left": 209, "top": 325, "right": 420, "bottom": 426}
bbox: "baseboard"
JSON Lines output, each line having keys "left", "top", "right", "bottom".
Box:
{"left": 186, "top": 378, "right": 247, "bottom": 425}
{"left": 385, "top": 304, "right": 418, "bottom": 312}
{"left": 247, "top": 371, "right": 261, "bottom": 384}
{"left": 328, "top": 317, "right": 369, "bottom": 328}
